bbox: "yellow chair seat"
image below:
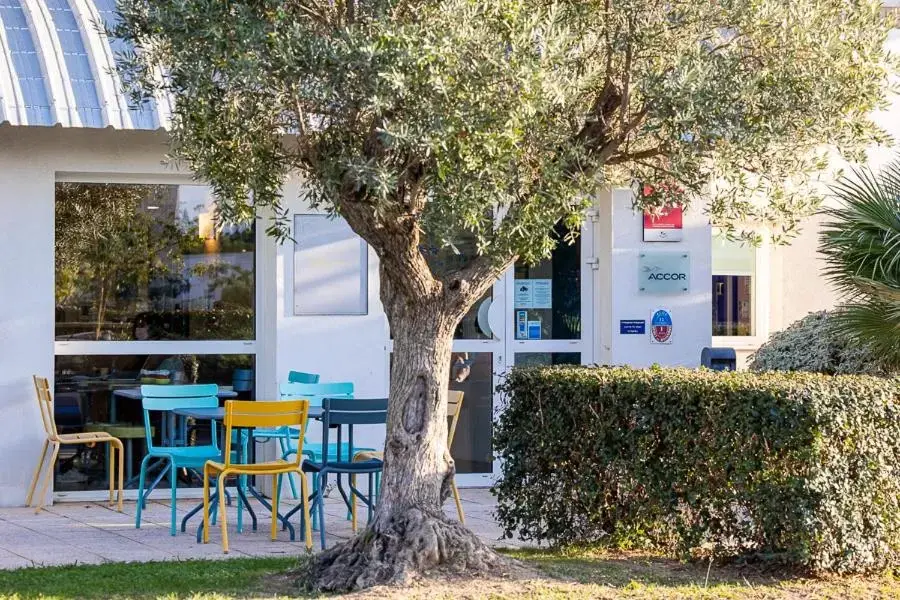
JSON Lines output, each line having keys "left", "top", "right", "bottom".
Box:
{"left": 84, "top": 424, "right": 150, "bottom": 439}
{"left": 57, "top": 431, "right": 119, "bottom": 443}
{"left": 204, "top": 459, "right": 294, "bottom": 474}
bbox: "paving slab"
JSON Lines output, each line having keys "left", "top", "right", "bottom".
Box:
{"left": 0, "top": 488, "right": 526, "bottom": 570}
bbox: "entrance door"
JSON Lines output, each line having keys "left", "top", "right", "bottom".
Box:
{"left": 449, "top": 221, "right": 596, "bottom": 487}
{"left": 505, "top": 221, "right": 595, "bottom": 370}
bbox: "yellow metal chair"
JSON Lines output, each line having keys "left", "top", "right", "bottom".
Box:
{"left": 202, "top": 399, "right": 313, "bottom": 553}
{"left": 350, "top": 390, "right": 466, "bottom": 530}
{"left": 27, "top": 376, "right": 124, "bottom": 513}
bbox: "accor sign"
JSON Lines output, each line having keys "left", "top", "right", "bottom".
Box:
{"left": 638, "top": 252, "right": 691, "bottom": 294}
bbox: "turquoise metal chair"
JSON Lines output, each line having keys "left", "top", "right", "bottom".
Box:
{"left": 136, "top": 384, "right": 223, "bottom": 535}
{"left": 250, "top": 371, "right": 321, "bottom": 498}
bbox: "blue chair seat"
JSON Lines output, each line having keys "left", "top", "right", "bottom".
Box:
{"left": 302, "top": 458, "right": 383, "bottom": 473}
{"left": 148, "top": 445, "right": 221, "bottom": 466}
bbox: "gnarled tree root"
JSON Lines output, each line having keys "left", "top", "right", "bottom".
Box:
{"left": 308, "top": 508, "right": 512, "bottom": 592}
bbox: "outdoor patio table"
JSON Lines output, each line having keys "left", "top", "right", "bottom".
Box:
{"left": 111, "top": 388, "right": 238, "bottom": 490}
{"left": 173, "top": 406, "right": 324, "bottom": 543}
{"left": 111, "top": 387, "right": 237, "bottom": 428}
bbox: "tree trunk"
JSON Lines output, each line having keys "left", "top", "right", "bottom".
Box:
{"left": 310, "top": 294, "right": 508, "bottom": 591}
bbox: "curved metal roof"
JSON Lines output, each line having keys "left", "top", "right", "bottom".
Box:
{"left": 0, "top": 0, "right": 170, "bottom": 129}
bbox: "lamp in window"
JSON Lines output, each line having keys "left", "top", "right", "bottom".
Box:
{"left": 198, "top": 211, "right": 216, "bottom": 240}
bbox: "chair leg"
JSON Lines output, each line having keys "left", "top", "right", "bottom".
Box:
{"left": 350, "top": 474, "right": 357, "bottom": 533}
{"left": 299, "top": 469, "right": 312, "bottom": 551}
{"left": 202, "top": 466, "right": 211, "bottom": 544}
{"left": 107, "top": 442, "right": 115, "bottom": 505}
{"left": 311, "top": 473, "right": 320, "bottom": 531}
{"left": 451, "top": 478, "right": 465, "bottom": 525}
{"left": 33, "top": 442, "right": 60, "bottom": 514}
{"left": 116, "top": 441, "right": 124, "bottom": 512}
{"left": 279, "top": 438, "right": 299, "bottom": 499}
{"left": 270, "top": 473, "right": 279, "bottom": 542}
{"left": 135, "top": 454, "right": 154, "bottom": 528}
{"left": 318, "top": 472, "right": 327, "bottom": 550}
{"left": 25, "top": 439, "right": 49, "bottom": 507}
{"left": 169, "top": 461, "right": 178, "bottom": 536}
{"left": 218, "top": 472, "right": 230, "bottom": 553}
{"left": 367, "top": 473, "right": 374, "bottom": 524}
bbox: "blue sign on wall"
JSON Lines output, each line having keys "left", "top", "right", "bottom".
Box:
{"left": 619, "top": 320, "right": 646, "bottom": 335}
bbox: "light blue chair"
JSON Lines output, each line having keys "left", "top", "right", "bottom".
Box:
{"left": 135, "top": 384, "right": 222, "bottom": 535}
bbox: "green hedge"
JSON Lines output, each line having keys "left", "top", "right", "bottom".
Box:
{"left": 493, "top": 366, "right": 900, "bottom": 573}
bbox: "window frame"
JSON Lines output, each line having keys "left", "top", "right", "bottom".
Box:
{"left": 292, "top": 212, "right": 369, "bottom": 317}
{"left": 711, "top": 233, "right": 770, "bottom": 349}
{"left": 53, "top": 173, "right": 259, "bottom": 360}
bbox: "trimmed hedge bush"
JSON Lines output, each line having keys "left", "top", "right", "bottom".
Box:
{"left": 748, "top": 311, "right": 892, "bottom": 376}
{"left": 493, "top": 366, "right": 900, "bottom": 573}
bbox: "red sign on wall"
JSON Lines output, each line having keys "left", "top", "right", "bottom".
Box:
{"left": 643, "top": 206, "right": 683, "bottom": 242}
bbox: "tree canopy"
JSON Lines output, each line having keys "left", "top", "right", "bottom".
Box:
{"left": 117, "top": 0, "right": 893, "bottom": 262}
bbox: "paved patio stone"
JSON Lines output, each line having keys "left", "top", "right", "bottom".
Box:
{"left": 0, "top": 488, "right": 521, "bottom": 569}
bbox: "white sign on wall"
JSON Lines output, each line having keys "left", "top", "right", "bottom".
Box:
{"left": 514, "top": 279, "right": 552, "bottom": 309}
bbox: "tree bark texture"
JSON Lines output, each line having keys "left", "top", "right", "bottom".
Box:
{"left": 310, "top": 249, "right": 509, "bottom": 591}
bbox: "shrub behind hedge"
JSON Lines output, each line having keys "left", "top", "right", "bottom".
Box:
{"left": 493, "top": 366, "right": 900, "bottom": 573}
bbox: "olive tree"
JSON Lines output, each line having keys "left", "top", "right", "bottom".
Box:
{"left": 114, "top": 0, "right": 893, "bottom": 590}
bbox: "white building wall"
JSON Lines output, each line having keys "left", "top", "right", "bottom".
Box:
{"left": 0, "top": 127, "right": 184, "bottom": 506}
{"left": 597, "top": 189, "right": 713, "bottom": 368}
{"left": 274, "top": 179, "right": 390, "bottom": 452}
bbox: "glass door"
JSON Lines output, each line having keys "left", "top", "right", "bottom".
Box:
{"left": 506, "top": 222, "right": 595, "bottom": 370}
{"left": 412, "top": 239, "right": 505, "bottom": 488}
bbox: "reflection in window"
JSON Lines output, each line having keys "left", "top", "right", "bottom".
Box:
{"left": 55, "top": 183, "right": 255, "bottom": 341}
{"left": 448, "top": 352, "right": 493, "bottom": 473}
{"left": 53, "top": 354, "right": 253, "bottom": 492}
{"left": 713, "top": 276, "right": 753, "bottom": 336}
{"left": 712, "top": 236, "right": 755, "bottom": 337}
{"left": 420, "top": 235, "right": 492, "bottom": 340}
{"left": 513, "top": 224, "right": 580, "bottom": 340}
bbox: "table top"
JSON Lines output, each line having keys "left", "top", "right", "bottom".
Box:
{"left": 173, "top": 406, "right": 324, "bottom": 421}
{"left": 113, "top": 388, "right": 239, "bottom": 400}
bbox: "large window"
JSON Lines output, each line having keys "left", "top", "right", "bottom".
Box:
{"left": 55, "top": 183, "right": 254, "bottom": 341}
{"left": 712, "top": 236, "right": 755, "bottom": 337}
{"left": 53, "top": 182, "right": 256, "bottom": 493}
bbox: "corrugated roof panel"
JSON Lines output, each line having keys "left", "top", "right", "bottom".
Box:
{"left": 91, "top": 0, "right": 157, "bottom": 129}
{"left": 0, "top": 0, "right": 167, "bottom": 129}
{"left": 0, "top": 0, "right": 52, "bottom": 125}
{"left": 44, "top": 0, "right": 102, "bottom": 127}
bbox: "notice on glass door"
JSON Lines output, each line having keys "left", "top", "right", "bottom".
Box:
{"left": 514, "top": 279, "right": 552, "bottom": 309}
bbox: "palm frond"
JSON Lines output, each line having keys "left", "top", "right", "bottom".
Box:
{"left": 820, "top": 159, "right": 900, "bottom": 363}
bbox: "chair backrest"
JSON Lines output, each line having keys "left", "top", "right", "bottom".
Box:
{"left": 32, "top": 376, "right": 58, "bottom": 440}
{"left": 287, "top": 371, "right": 320, "bottom": 384}
{"left": 320, "top": 397, "right": 388, "bottom": 465}
{"left": 223, "top": 400, "right": 309, "bottom": 468}
{"left": 279, "top": 382, "right": 353, "bottom": 408}
{"left": 140, "top": 384, "right": 219, "bottom": 450}
{"left": 447, "top": 390, "right": 465, "bottom": 446}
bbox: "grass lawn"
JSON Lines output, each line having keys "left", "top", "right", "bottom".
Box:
{"left": 0, "top": 550, "right": 897, "bottom": 599}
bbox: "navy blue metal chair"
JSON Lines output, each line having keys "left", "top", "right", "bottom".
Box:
{"left": 285, "top": 397, "right": 387, "bottom": 549}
